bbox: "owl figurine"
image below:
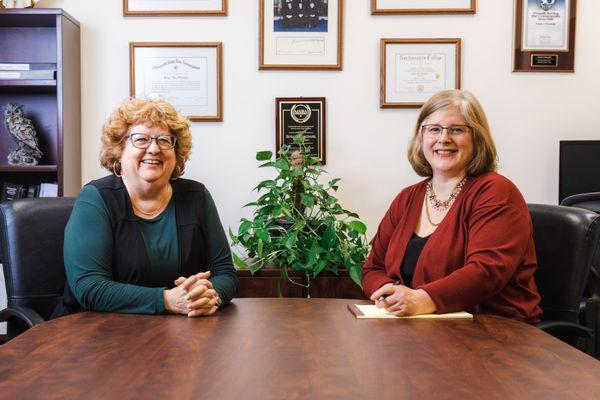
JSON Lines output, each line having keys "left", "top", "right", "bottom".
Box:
{"left": 3, "top": 103, "right": 43, "bottom": 166}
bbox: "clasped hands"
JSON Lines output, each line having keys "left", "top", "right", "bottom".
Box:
{"left": 370, "top": 282, "right": 436, "bottom": 317}
{"left": 163, "top": 271, "right": 220, "bottom": 317}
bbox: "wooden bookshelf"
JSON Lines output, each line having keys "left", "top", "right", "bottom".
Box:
{"left": 0, "top": 8, "right": 81, "bottom": 198}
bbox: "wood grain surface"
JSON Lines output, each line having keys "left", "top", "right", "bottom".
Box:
{"left": 1, "top": 298, "right": 599, "bottom": 399}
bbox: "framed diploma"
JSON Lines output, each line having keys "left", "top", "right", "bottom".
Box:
{"left": 130, "top": 42, "right": 223, "bottom": 122}
{"left": 380, "top": 38, "right": 461, "bottom": 108}
{"left": 276, "top": 97, "right": 326, "bottom": 164}
{"left": 513, "top": 0, "right": 576, "bottom": 72}
{"left": 259, "top": 0, "right": 343, "bottom": 70}
{"left": 371, "top": 0, "right": 475, "bottom": 14}
{"left": 123, "top": 0, "right": 227, "bottom": 16}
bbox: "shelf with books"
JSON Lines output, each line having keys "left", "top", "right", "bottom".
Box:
{"left": 0, "top": 80, "right": 57, "bottom": 93}
{"left": 0, "top": 165, "right": 58, "bottom": 172}
{"left": 0, "top": 8, "right": 80, "bottom": 199}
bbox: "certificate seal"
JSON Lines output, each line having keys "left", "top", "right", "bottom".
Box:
{"left": 290, "top": 103, "right": 312, "bottom": 124}
{"left": 537, "top": 0, "right": 555, "bottom": 11}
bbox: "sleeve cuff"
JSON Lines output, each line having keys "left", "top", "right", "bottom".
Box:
{"left": 156, "top": 288, "right": 167, "bottom": 314}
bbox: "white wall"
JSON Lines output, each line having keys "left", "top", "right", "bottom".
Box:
{"left": 41, "top": 0, "right": 599, "bottom": 237}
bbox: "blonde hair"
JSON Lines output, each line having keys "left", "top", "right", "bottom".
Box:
{"left": 407, "top": 90, "right": 498, "bottom": 177}
{"left": 99, "top": 98, "right": 192, "bottom": 179}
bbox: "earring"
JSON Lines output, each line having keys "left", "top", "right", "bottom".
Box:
{"left": 113, "top": 160, "right": 122, "bottom": 178}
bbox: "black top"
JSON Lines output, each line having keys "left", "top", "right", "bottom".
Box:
{"left": 400, "top": 233, "right": 430, "bottom": 287}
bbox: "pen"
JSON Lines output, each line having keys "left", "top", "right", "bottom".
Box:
{"left": 377, "top": 280, "right": 401, "bottom": 303}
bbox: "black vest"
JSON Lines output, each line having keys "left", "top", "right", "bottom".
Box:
{"left": 57, "top": 175, "right": 209, "bottom": 315}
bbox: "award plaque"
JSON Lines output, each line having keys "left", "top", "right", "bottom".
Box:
{"left": 513, "top": 0, "right": 577, "bottom": 72}
{"left": 276, "top": 97, "right": 326, "bottom": 164}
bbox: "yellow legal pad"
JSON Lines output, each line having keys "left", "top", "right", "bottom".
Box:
{"left": 347, "top": 304, "right": 473, "bottom": 319}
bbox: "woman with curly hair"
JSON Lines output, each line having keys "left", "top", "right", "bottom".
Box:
{"left": 54, "top": 98, "right": 237, "bottom": 318}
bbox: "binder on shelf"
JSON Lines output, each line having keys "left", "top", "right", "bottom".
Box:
{"left": 38, "top": 183, "right": 58, "bottom": 197}
{"left": 0, "top": 63, "right": 57, "bottom": 80}
{"left": 1, "top": 182, "right": 27, "bottom": 202}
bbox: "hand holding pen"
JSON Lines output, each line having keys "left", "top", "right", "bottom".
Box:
{"left": 370, "top": 281, "right": 437, "bottom": 317}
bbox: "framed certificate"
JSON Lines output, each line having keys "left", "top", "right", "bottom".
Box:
{"left": 513, "top": 0, "right": 577, "bottom": 72}
{"left": 371, "top": 0, "right": 475, "bottom": 14}
{"left": 130, "top": 43, "right": 223, "bottom": 122}
{"left": 276, "top": 97, "right": 326, "bottom": 164}
{"left": 260, "top": 0, "right": 343, "bottom": 70}
{"left": 123, "top": 0, "right": 227, "bottom": 16}
{"left": 380, "top": 38, "right": 461, "bottom": 108}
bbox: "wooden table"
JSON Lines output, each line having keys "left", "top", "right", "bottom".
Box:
{"left": 1, "top": 298, "right": 599, "bottom": 399}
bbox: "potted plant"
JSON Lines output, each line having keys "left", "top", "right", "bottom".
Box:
{"left": 229, "top": 134, "right": 369, "bottom": 296}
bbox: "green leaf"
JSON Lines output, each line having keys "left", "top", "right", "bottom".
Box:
{"left": 313, "top": 259, "right": 328, "bottom": 277}
{"left": 285, "top": 233, "right": 298, "bottom": 250}
{"left": 273, "top": 157, "right": 291, "bottom": 171}
{"left": 346, "top": 220, "right": 367, "bottom": 234}
{"left": 256, "top": 229, "right": 269, "bottom": 242}
{"left": 301, "top": 193, "right": 315, "bottom": 208}
{"left": 232, "top": 252, "right": 248, "bottom": 269}
{"left": 320, "top": 222, "right": 336, "bottom": 249}
{"left": 238, "top": 220, "right": 252, "bottom": 235}
{"left": 257, "top": 239, "right": 263, "bottom": 258}
{"left": 256, "top": 151, "right": 273, "bottom": 161}
{"left": 348, "top": 265, "right": 363, "bottom": 288}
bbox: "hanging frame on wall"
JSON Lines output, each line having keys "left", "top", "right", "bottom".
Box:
{"left": 130, "top": 42, "right": 223, "bottom": 122}
{"left": 513, "top": 0, "right": 577, "bottom": 72}
{"left": 259, "top": 0, "right": 343, "bottom": 70}
{"left": 123, "top": 0, "right": 227, "bottom": 16}
{"left": 276, "top": 97, "right": 327, "bottom": 164}
{"left": 380, "top": 38, "right": 461, "bottom": 108}
{"left": 371, "top": 0, "right": 476, "bottom": 14}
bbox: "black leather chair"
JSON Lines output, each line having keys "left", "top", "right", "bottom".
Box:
{"left": 561, "top": 192, "right": 600, "bottom": 214}
{"left": 0, "top": 197, "right": 75, "bottom": 341}
{"left": 559, "top": 193, "right": 600, "bottom": 359}
{"left": 529, "top": 204, "right": 600, "bottom": 358}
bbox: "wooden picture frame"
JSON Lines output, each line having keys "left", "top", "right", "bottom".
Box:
{"left": 259, "top": 0, "right": 343, "bottom": 70}
{"left": 513, "top": 0, "right": 576, "bottom": 72}
{"left": 380, "top": 38, "right": 461, "bottom": 108}
{"left": 123, "top": 0, "right": 227, "bottom": 16}
{"left": 275, "top": 97, "right": 326, "bottom": 164}
{"left": 371, "top": 0, "right": 475, "bottom": 14}
{"left": 130, "top": 42, "right": 223, "bottom": 122}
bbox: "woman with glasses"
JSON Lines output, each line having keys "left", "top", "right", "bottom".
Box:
{"left": 362, "top": 90, "right": 541, "bottom": 322}
{"left": 54, "top": 98, "right": 237, "bottom": 318}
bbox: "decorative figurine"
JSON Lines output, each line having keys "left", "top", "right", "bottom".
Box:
{"left": 0, "top": 0, "right": 40, "bottom": 8}
{"left": 3, "top": 103, "right": 43, "bottom": 166}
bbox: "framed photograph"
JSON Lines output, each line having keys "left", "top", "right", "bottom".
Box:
{"left": 130, "top": 42, "right": 223, "bottom": 122}
{"left": 276, "top": 97, "right": 326, "bottom": 163}
{"left": 371, "top": 0, "right": 475, "bottom": 14}
{"left": 381, "top": 38, "right": 461, "bottom": 108}
{"left": 259, "top": 0, "right": 343, "bottom": 70}
{"left": 513, "top": 0, "right": 577, "bottom": 72}
{"left": 123, "top": 0, "right": 227, "bottom": 16}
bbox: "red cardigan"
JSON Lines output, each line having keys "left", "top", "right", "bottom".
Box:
{"left": 362, "top": 172, "right": 542, "bottom": 323}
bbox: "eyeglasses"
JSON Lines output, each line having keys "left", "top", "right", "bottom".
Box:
{"left": 421, "top": 124, "right": 471, "bottom": 137}
{"left": 125, "top": 133, "right": 177, "bottom": 150}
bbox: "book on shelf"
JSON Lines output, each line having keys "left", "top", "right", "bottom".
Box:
{"left": 0, "top": 63, "right": 57, "bottom": 80}
{"left": 0, "top": 182, "right": 58, "bottom": 202}
{"left": 1, "top": 182, "right": 27, "bottom": 202}
{"left": 38, "top": 183, "right": 58, "bottom": 197}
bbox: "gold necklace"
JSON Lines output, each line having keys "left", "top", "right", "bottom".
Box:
{"left": 131, "top": 185, "right": 172, "bottom": 216}
{"left": 424, "top": 198, "right": 441, "bottom": 226}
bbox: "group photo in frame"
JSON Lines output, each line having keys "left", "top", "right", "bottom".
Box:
{"left": 130, "top": 42, "right": 223, "bottom": 122}
{"left": 513, "top": 0, "right": 577, "bottom": 72}
{"left": 371, "top": 0, "right": 475, "bottom": 14}
{"left": 123, "top": 0, "right": 227, "bottom": 16}
{"left": 380, "top": 38, "right": 461, "bottom": 108}
{"left": 276, "top": 97, "right": 326, "bottom": 164}
{"left": 259, "top": 0, "right": 344, "bottom": 70}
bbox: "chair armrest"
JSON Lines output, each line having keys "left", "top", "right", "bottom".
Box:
{"left": 535, "top": 320, "right": 595, "bottom": 339}
{"left": 0, "top": 307, "right": 45, "bottom": 328}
